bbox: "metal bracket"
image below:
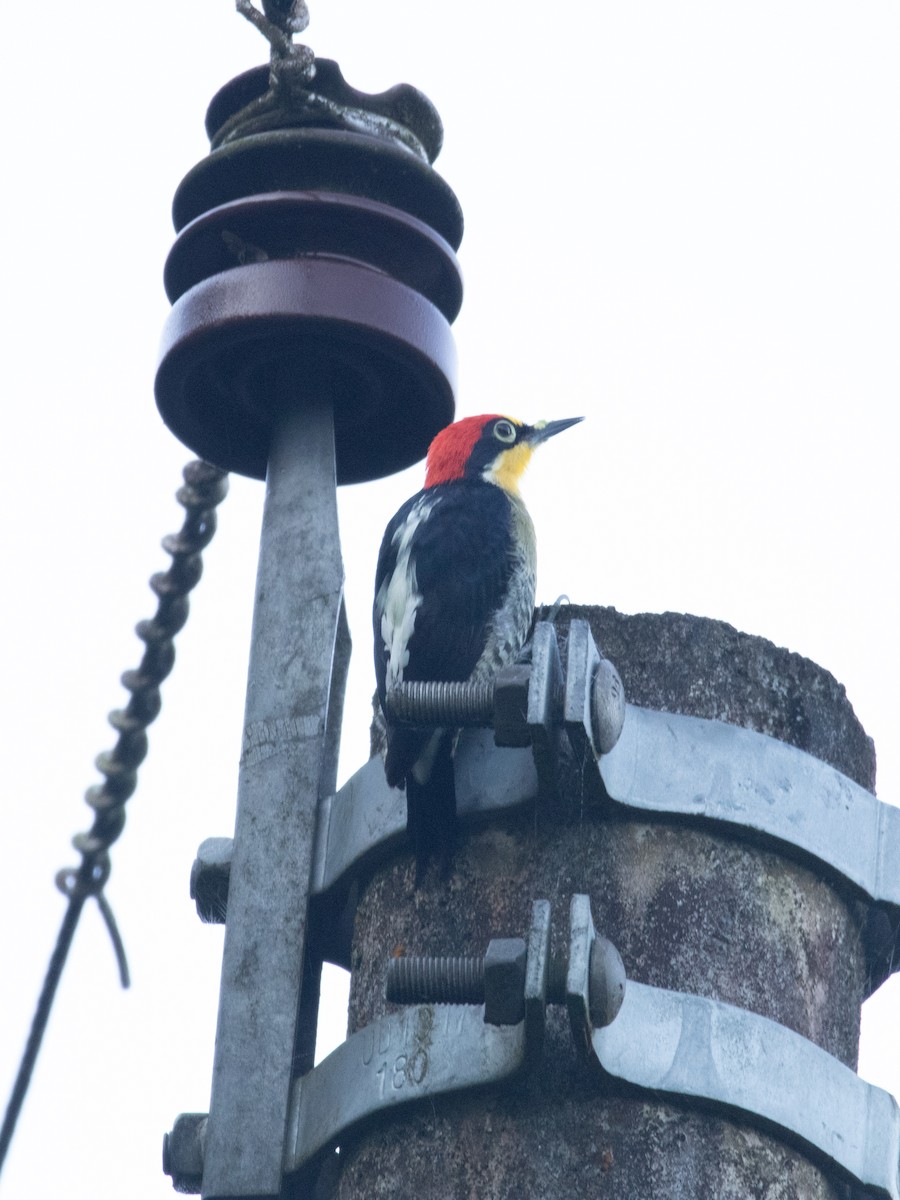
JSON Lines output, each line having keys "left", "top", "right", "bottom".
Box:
{"left": 166, "top": 894, "right": 900, "bottom": 1197}
{"left": 165, "top": 901, "right": 555, "bottom": 1191}
{"left": 383, "top": 620, "right": 626, "bottom": 761}
{"left": 525, "top": 622, "right": 566, "bottom": 799}
{"left": 599, "top": 704, "right": 900, "bottom": 909}
{"left": 190, "top": 729, "right": 539, "bottom": 960}
{"left": 591, "top": 980, "right": 900, "bottom": 1200}
{"left": 284, "top": 1004, "right": 526, "bottom": 1174}
{"left": 163, "top": 1004, "right": 525, "bottom": 1193}
{"left": 192, "top": 701, "right": 900, "bottom": 980}
{"left": 284, "top": 899, "right": 553, "bottom": 1174}
{"left": 563, "top": 621, "right": 626, "bottom": 759}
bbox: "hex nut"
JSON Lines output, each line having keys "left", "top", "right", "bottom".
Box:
{"left": 190, "top": 837, "right": 233, "bottom": 925}
{"left": 484, "top": 937, "right": 527, "bottom": 1025}
{"left": 493, "top": 665, "right": 532, "bottom": 748}
{"left": 163, "top": 1112, "right": 207, "bottom": 1194}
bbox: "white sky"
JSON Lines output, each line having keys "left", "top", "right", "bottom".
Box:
{"left": 1, "top": 3, "right": 898, "bottom": 1197}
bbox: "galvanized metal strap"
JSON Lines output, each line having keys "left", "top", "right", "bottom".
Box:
{"left": 193, "top": 707, "right": 900, "bottom": 977}
{"left": 592, "top": 981, "right": 900, "bottom": 1200}
{"left": 311, "top": 705, "right": 899, "bottom": 913}
{"left": 286, "top": 911, "right": 900, "bottom": 1197}
{"left": 599, "top": 704, "right": 900, "bottom": 912}
{"left": 165, "top": 900, "right": 552, "bottom": 1191}
{"left": 167, "top": 983, "right": 535, "bottom": 1190}
{"left": 188, "top": 733, "right": 536, "bottom": 934}
{"left": 310, "top": 732, "right": 536, "bottom": 900}
{"left": 171, "top": 894, "right": 900, "bottom": 1198}
{"left": 284, "top": 1005, "right": 526, "bottom": 1174}
{"left": 312, "top": 706, "right": 898, "bottom": 917}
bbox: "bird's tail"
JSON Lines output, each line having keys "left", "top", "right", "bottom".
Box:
{"left": 405, "top": 731, "right": 457, "bottom": 884}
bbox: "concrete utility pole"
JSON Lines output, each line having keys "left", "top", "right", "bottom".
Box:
{"left": 161, "top": 10, "right": 900, "bottom": 1200}
{"left": 341, "top": 605, "right": 895, "bottom": 1199}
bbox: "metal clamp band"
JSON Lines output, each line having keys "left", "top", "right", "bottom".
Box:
{"left": 166, "top": 897, "right": 899, "bottom": 1196}
{"left": 592, "top": 980, "right": 900, "bottom": 1200}
{"left": 311, "top": 704, "right": 900, "bottom": 929}
{"left": 599, "top": 704, "right": 900, "bottom": 912}
{"left": 192, "top": 709, "right": 899, "bottom": 977}
{"left": 165, "top": 901, "right": 553, "bottom": 1190}
{"left": 163, "top": 1006, "right": 527, "bottom": 1192}
{"left": 189, "top": 730, "right": 538, "bottom": 929}
{"left": 310, "top": 733, "right": 537, "bottom": 899}
{"left": 284, "top": 1004, "right": 526, "bottom": 1174}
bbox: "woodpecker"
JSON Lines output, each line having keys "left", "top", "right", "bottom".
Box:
{"left": 373, "top": 413, "right": 582, "bottom": 880}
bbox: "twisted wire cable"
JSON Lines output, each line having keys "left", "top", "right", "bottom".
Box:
{"left": 0, "top": 460, "right": 229, "bottom": 1177}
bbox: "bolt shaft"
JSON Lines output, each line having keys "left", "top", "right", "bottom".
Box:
{"left": 386, "top": 955, "right": 485, "bottom": 1005}
{"left": 386, "top": 681, "right": 495, "bottom": 726}
{"left": 387, "top": 951, "right": 571, "bottom": 1007}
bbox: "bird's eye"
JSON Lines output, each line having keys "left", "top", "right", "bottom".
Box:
{"left": 493, "top": 420, "right": 517, "bottom": 443}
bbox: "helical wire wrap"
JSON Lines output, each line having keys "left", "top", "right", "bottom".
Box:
{"left": 0, "top": 460, "right": 229, "bottom": 1178}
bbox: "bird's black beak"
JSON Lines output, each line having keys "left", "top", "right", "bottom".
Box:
{"left": 526, "top": 416, "right": 584, "bottom": 446}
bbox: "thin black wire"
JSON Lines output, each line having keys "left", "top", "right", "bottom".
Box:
{"left": 0, "top": 460, "right": 228, "bottom": 1179}
{"left": 0, "top": 893, "right": 86, "bottom": 1170}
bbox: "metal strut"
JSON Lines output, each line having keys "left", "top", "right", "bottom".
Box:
{"left": 201, "top": 400, "right": 345, "bottom": 1200}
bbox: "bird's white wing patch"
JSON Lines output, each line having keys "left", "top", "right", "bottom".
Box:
{"left": 378, "top": 494, "right": 441, "bottom": 689}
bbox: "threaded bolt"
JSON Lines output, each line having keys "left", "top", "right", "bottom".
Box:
{"left": 387, "top": 939, "right": 528, "bottom": 1026}
{"left": 386, "top": 952, "right": 574, "bottom": 1005}
{"left": 386, "top": 954, "right": 485, "bottom": 1005}
{"left": 385, "top": 681, "right": 495, "bottom": 727}
{"left": 386, "top": 943, "right": 621, "bottom": 1028}
{"left": 162, "top": 1113, "right": 206, "bottom": 1192}
{"left": 385, "top": 633, "right": 625, "bottom": 756}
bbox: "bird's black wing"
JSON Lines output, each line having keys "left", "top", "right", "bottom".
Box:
{"left": 401, "top": 480, "right": 517, "bottom": 682}
{"left": 374, "top": 481, "right": 517, "bottom": 699}
{"left": 373, "top": 481, "right": 518, "bottom": 878}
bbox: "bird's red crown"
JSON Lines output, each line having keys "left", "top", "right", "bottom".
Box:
{"left": 424, "top": 414, "right": 505, "bottom": 488}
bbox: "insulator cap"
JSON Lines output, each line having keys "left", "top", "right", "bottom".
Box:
{"left": 204, "top": 60, "right": 445, "bottom": 164}
{"left": 155, "top": 60, "right": 463, "bottom": 483}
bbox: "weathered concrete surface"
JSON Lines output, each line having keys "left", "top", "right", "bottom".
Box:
{"left": 332, "top": 608, "right": 874, "bottom": 1200}
{"left": 560, "top": 606, "right": 874, "bottom": 792}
